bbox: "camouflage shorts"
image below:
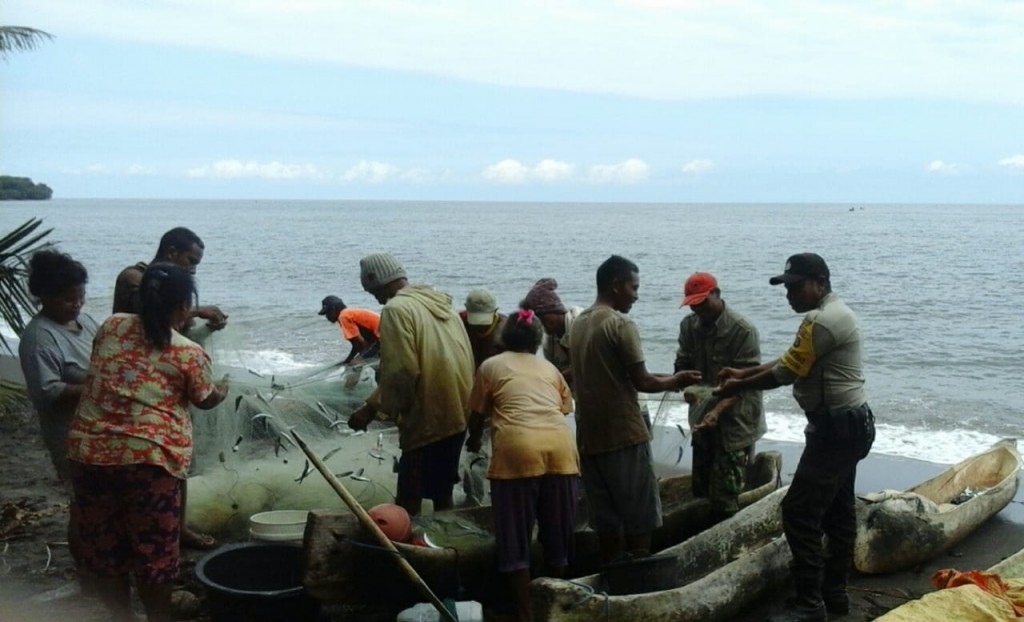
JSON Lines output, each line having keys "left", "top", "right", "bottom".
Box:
{"left": 691, "top": 430, "right": 751, "bottom": 515}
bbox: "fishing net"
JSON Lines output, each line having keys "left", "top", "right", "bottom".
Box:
{"left": 647, "top": 391, "right": 691, "bottom": 475}
{"left": 183, "top": 325, "right": 401, "bottom": 539}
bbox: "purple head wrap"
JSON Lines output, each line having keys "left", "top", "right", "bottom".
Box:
{"left": 521, "top": 278, "right": 567, "bottom": 316}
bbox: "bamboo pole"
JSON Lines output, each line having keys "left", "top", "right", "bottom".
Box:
{"left": 291, "top": 430, "right": 458, "bottom": 622}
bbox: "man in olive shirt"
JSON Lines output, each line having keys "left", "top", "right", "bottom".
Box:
{"left": 716, "top": 253, "right": 875, "bottom": 622}
{"left": 674, "top": 272, "right": 765, "bottom": 521}
{"left": 112, "top": 227, "right": 228, "bottom": 333}
{"left": 110, "top": 227, "right": 226, "bottom": 551}
{"left": 570, "top": 255, "right": 701, "bottom": 563}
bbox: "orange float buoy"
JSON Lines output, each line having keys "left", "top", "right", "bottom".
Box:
{"left": 367, "top": 503, "right": 413, "bottom": 543}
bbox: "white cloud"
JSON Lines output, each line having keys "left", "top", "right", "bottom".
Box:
{"left": 186, "top": 160, "right": 324, "bottom": 180}
{"left": 926, "top": 160, "right": 960, "bottom": 175}
{"left": 681, "top": 159, "right": 714, "bottom": 175}
{"left": 588, "top": 159, "right": 650, "bottom": 184}
{"left": 533, "top": 159, "right": 574, "bottom": 182}
{"left": 482, "top": 160, "right": 530, "bottom": 184}
{"left": 15, "top": 0, "right": 1024, "bottom": 102}
{"left": 341, "top": 160, "right": 400, "bottom": 183}
{"left": 481, "top": 159, "right": 574, "bottom": 184}
{"left": 997, "top": 155, "right": 1024, "bottom": 169}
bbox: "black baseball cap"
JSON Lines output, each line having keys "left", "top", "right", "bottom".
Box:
{"left": 769, "top": 253, "right": 830, "bottom": 285}
{"left": 318, "top": 295, "right": 344, "bottom": 315}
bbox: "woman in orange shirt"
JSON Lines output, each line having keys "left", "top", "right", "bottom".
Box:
{"left": 466, "top": 308, "right": 580, "bottom": 622}
{"left": 68, "top": 264, "right": 228, "bottom": 622}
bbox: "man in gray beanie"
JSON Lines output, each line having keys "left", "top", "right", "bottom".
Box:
{"left": 348, "top": 253, "right": 475, "bottom": 516}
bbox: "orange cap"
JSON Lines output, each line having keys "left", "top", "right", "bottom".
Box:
{"left": 681, "top": 272, "right": 718, "bottom": 307}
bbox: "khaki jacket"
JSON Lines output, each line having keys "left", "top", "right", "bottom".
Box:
{"left": 369, "top": 285, "right": 474, "bottom": 450}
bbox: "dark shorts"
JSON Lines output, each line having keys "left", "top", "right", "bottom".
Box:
{"left": 70, "top": 462, "right": 182, "bottom": 584}
{"left": 491, "top": 474, "right": 580, "bottom": 573}
{"left": 581, "top": 442, "right": 662, "bottom": 535}
{"left": 397, "top": 431, "right": 466, "bottom": 503}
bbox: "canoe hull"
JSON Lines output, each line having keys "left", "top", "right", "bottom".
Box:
{"left": 854, "top": 441, "right": 1022, "bottom": 574}
{"left": 529, "top": 487, "right": 791, "bottom": 622}
{"left": 302, "top": 451, "right": 782, "bottom": 605}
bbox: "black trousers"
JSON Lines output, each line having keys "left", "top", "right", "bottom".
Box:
{"left": 782, "top": 422, "right": 873, "bottom": 598}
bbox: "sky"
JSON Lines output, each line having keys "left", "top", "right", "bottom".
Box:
{"left": 2, "top": 0, "right": 1023, "bottom": 203}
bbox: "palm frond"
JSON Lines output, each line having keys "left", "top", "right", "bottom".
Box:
{"left": 0, "top": 380, "right": 27, "bottom": 415}
{"left": 0, "top": 26, "right": 55, "bottom": 59}
{"left": 0, "top": 218, "right": 54, "bottom": 353}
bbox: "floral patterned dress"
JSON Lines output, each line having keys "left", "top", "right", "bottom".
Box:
{"left": 68, "top": 314, "right": 218, "bottom": 479}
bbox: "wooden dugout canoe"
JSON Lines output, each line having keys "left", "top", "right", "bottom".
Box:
{"left": 301, "top": 450, "right": 782, "bottom": 605}
{"left": 528, "top": 486, "right": 791, "bottom": 622}
{"left": 854, "top": 439, "right": 1022, "bottom": 575}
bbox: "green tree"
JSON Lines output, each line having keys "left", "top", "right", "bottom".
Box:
{"left": 0, "top": 219, "right": 53, "bottom": 353}
{"left": 0, "top": 25, "right": 54, "bottom": 60}
{"left": 0, "top": 18, "right": 56, "bottom": 407}
{"left": 0, "top": 18, "right": 54, "bottom": 349}
{"left": 0, "top": 175, "right": 53, "bottom": 200}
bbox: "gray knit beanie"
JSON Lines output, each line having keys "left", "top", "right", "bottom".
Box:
{"left": 521, "top": 278, "right": 566, "bottom": 316}
{"left": 359, "top": 253, "right": 407, "bottom": 291}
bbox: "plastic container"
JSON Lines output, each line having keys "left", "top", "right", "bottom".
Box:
{"left": 195, "top": 542, "right": 320, "bottom": 622}
{"left": 599, "top": 553, "right": 678, "bottom": 595}
{"left": 249, "top": 510, "right": 309, "bottom": 542}
{"left": 396, "top": 600, "right": 483, "bottom": 622}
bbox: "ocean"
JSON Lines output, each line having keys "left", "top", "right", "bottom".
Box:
{"left": 3, "top": 199, "right": 1022, "bottom": 468}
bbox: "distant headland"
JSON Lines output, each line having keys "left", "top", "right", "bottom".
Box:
{"left": 0, "top": 176, "right": 53, "bottom": 200}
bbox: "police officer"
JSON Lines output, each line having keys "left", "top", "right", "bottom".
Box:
{"left": 715, "top": 253, "right": 875, "bottom": 622}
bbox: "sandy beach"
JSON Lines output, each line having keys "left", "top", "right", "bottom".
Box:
{"left": 1, "top": 396, "right": 1021, "bottom": 621}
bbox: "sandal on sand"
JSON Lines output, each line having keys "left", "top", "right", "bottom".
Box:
{"left": 181, "top": 529, "right": 218, "bottom": 550}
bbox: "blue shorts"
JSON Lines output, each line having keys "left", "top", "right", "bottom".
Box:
{"left": 581, "top": 442, "right": 662, "bottom": 535}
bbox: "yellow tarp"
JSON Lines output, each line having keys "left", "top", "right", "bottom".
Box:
{"left": 876, "top": 577, "right": 1024, "bottom": 621}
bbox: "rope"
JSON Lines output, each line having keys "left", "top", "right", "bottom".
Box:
{"left": 565, "top": 579, "right": 611, "bottom": 619}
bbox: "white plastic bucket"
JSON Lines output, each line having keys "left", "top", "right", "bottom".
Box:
{"left": 248, "top": 510, "right": 309, "bottom": 542}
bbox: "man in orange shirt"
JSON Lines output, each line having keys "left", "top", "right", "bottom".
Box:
{"left": 319, "top": 295, "right": 381, "bottom": 364}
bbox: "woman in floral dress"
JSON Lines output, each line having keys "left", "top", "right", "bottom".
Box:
{"left": 68, "top": 263, "right": 228, "bottom": 622}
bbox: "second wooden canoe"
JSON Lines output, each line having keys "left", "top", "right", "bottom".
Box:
{"left": 854, "top": 439, "right": 1022, "bottom": 574}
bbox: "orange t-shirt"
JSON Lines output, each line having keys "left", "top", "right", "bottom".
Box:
{"left": 469, "top": 351, "right": 579, "bottom": 480}
{"left": 338, "top": 308, "right": 381, "bottom": 341}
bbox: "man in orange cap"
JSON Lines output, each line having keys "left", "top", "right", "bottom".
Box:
{"left": 674, "top": 272, "right": 765, "bottom": 522}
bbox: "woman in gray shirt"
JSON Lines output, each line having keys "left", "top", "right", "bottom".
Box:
{"left": 18, "top": 249, "right": 99, "bottom": 481}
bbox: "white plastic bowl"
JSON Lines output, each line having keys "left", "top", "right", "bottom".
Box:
{"left": 248, "top": 510, "right": 309, "bottom": 542}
